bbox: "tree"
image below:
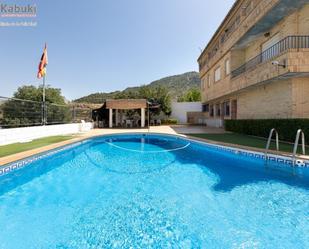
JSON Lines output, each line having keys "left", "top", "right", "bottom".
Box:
{"left": 114, "top": 90, "right": 138, "bottom": 100}
{"left": 115, "top": 85, "right": 172, "bottom": 119}
{"left": 137, "top": 85, "right": 171, "bottom": 117}
{"left": 154, "top": 86, "right": 172, "bottom": 116}
{"left": 178, "top": 88, "right": 201, "bottom": 102}
{"left": 1, "top": 85, "right": 69, "bottom": 128}
{"left": 13, "top": 85, "right": 66, "bottom": 104}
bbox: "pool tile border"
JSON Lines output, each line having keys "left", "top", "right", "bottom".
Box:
{"left": 182, "top": 136, "right": 309, "bottom": 168}
{"left": 0, "top": 133, "right": 308, "bottom": 177}
{"left": 0, "top": 140, "right": 89, "bottom": 177}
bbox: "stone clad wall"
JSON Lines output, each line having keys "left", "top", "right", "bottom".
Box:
{"left": 202, "top": 49, "right": 309, "bottom": 104}
{"left": 198, "top": 0, "right": 280, "bottom": 77}
{"left": 291, "top": 78, "right": 309, "bottom": 118}
{"left": 201, "top": 5, "right": 309, "bottom": 103}
{"left": 236, "top": 80, "right": 293, "bottom": 119}
{"left": 198, "top": 0, "right": 309, "bottom": 122}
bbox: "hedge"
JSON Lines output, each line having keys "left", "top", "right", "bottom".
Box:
{"left": 225, "top": 119, "right": 309, "bottom": 144}
{"left": 161, "top": 119, "right": 178, "bottom": 125}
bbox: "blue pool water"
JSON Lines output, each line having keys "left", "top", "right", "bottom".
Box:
{"left": 0, "top": 134, "right": 308, "bottom": 248}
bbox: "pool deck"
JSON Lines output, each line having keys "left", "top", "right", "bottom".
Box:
{"left": 0, "top": 125, "right": 308, "bottom": 166}
{"left": 170, "top": 125, "right": 225, "bottom": 134}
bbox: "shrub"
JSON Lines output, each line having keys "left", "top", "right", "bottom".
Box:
{"left": 161, "top": 119, "right": 178, "bottom": 125}
{"left": 225, "top": 119, "right": 309, "bottom": 144}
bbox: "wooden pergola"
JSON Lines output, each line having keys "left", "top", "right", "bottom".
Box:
{"left": 106, "top": 99, "right": 147, "bottom": 128}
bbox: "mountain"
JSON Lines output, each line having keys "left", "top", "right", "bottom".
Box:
{"left": 74, "top": 72, "right": 200, "bottom": 103}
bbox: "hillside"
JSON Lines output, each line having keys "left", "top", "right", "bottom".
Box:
{"left": 74, "top": 72, "right": 200, "bottom": 103}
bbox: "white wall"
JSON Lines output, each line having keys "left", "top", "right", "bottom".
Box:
{"left": 171, "top": 102, "right": 202, "bottom": 124}
{"left": 0, "top": 122, "right": 93, "bottom": 146}
{"left": 205, "top": 119, "right": 223, "bottom": 128}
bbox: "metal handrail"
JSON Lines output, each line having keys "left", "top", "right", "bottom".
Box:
{"left": 292, "top": 129, "right": 306, "bottom": 166}
{"left": 231, "top": 36, "right": 309, "bottom": 78}
{"left": 265, "top": 128, "right": 279, "bottom": 160}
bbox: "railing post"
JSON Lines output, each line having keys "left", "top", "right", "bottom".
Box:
{"left": 73, "top": 106, "right": 76, "bottom": 123}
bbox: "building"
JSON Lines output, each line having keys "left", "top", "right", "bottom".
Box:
{"left": 171, "top": 101, "right": 202, "bottom": 124}
{"left": 92, "top": 99, "right": 147, "bottom": 128}
{"left": 197, "top": 0, "right": 309, "bottom": 127}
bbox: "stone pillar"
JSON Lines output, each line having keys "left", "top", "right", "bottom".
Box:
{"left": 109, "top": 108, "right": 113, "bottom": 128}
{"left": 141, "top": 108, "right": 145, "bottom": 128}
{"left": 115, "top": 109, "right": 119, "bottom": 126}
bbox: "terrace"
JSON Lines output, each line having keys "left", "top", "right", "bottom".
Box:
{"left": 231, "top": 36, "right": 309, "bottom": 78}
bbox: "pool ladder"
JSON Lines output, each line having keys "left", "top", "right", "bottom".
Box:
{"left": 265, "top": 128, "right": 306, "bottom": 166}
{"left": 265, "top": 128, "right": 279, "bottom": 160}
{"left": 292, "top": 129, "right": 306, "bottom": 166}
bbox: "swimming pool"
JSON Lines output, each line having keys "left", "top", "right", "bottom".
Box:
{"left": 0, "top": 133, "right": 308, "bottom": 248}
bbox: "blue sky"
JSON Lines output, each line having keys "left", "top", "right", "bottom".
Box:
{"left": 0, "top": 0, "right": 234, "bottom": 100}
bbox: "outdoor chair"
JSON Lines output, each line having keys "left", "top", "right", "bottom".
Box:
{"left": 126, "top": 120, "right": 133, "bottom": 128}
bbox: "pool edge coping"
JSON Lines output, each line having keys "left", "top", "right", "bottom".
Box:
{"left": 0, "top": 132, "right": 308, "bottom": 175}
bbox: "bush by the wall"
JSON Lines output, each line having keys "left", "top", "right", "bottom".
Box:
{"left": 161, "top": 119, "right": 178, "bottom": 125}
{"left": 225, "top": 119, "right": 309, "bottom": 144}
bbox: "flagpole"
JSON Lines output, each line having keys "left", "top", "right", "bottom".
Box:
{"left": 43, "top": 75, "right": 46, "bottom": 125}
{"left": 38, "top": 43, "right": 47, "bottom": 125}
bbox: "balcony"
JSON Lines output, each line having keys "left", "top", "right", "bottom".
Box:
{"left": 231, "top": 36, "right": 309, "bottom": 78}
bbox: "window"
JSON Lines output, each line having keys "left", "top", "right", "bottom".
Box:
{"left": 201, "top": 78, "right": 205, "bottom": 91}
{"left": 207, "top": 74, "right": 211, "bottom": 88}
{"left": 244, "top": 1, "right": 253, "bottom": 16}
{"left": 210, "top": 105, "right": 214, "bottom": 117}
{"left": 202, "top": 104, "right": 209, "bottom": 112}
{"left": 231, "top": 99, "right": 237, "bottom": 120}
{"left": 216, "top": 104, "right": 221, "bottom": 117}
{"left": 262, "top": 33, "right": 280, "bottom": 61}
{"left": 225, "top": 59, "right": 230, "bottom": 75}
{"left": 214, "top": 67, "right": 221, "bottom": 82}
{"left": 223, "top": 101, "right": 230, "bottom": 116}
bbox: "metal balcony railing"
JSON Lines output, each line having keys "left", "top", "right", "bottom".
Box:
{"left": 231, "top": 36, "right": 309, "bottom": 78}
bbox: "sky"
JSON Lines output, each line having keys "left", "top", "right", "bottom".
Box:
{"left": 0, "top": 0, "right": 235, "bottom": 100}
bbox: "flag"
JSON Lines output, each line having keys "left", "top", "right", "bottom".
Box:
{"left": 37, "top": 44, "right": 48, "bottom": 79}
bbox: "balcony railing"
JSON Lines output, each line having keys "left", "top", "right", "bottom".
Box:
{"left": 231, "top": 36, "right": 309, "bottom": 78}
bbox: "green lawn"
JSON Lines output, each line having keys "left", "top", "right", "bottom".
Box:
{"left": 187, "top": 133, "right": 309, "bottom": 155}
{"left": 0, "top": 135, "right": 74, "bottom": 158}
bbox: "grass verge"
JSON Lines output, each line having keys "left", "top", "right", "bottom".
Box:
{"left": 0, "top": 135, "right": 74, "bottom": 158}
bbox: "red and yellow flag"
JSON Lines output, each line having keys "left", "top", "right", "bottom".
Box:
{"left": 37, "top": 44, "right": 48, "bottom": 79}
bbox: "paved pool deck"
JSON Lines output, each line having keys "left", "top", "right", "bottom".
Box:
{"left": 0, "top": 125, "right": 308, "bottom": 166}
{"left": 169, "top": 125, "right": 225, "bottom": 134}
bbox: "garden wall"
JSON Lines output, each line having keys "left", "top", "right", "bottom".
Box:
{"left": 0, "top": 122, "right": 93, "bottom": 146}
